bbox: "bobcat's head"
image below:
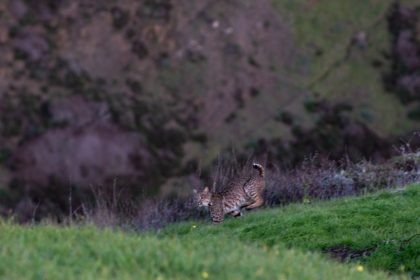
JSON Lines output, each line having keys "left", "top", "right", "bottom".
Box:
{"left": 194, "top": 187, "right": 212, "bottom": 207}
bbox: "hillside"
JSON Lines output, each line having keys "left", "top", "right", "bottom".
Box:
{"left": 1, "top": 0, "right": 420, "bottom": 219}
{"left": 0, "top": 184, "right": 418, "bottom": 279}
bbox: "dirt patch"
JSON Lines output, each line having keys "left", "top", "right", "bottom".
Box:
{"left": 170, "top": 0, "right": 297, "bottom": 142}
{"left": 11, "top": 96, "right": 154, "bottom": 188}
{"left": 323, "top": 245, "right": 377, "bottom": 262}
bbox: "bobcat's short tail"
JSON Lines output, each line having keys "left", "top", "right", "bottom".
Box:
{"left": 252, "top": 163, "right": 265, "bottom": 177}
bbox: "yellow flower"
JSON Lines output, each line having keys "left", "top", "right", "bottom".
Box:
{"left": 192, "top": 225, "right": 197, "bottom": 229}
{"left": 356, "top": 265, "right": 364, "bottom": 272}
{"left": 201, "top": 271, "right": 209, "bottom": 279}
{"left": 399, "top": 265, "right": 405, "bottom": 272}
{"left": 255, "top": 267, "right": 264, "bottom": 276}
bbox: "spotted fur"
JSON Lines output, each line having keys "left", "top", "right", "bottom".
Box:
{"left": 194, "top": 163, "right": 265, "bottom": 223}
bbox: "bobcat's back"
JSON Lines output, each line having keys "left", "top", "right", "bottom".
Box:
{"left": 218, "top": 163, "right": 265, "bottom": 216}
{"left": 242, "top": 163, "right": 265, "bottom": 200}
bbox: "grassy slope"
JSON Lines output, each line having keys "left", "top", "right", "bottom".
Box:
{"left": 270, "top": 0, "right": 420, "bottom": 136}
{"left": 0, "top": 185, "right": 418, "bottom": 279}
{"left": 0, "top": 226, "right": 391, "bottom": 280}
{"left": 163, "top": 184, "right": 420, "bottom": 277}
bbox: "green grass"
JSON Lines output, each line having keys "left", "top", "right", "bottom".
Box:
{"left": 273, "top": 0, "right": 392, "bottom": 74}
{"left": 269, "top": 0, "right": 420, "bottom": 136}
{"left": 0, "top": 224, "right": 393, "bottom": 280}
{"left": 0, "top": 185, "right": 418, "bottom": 279}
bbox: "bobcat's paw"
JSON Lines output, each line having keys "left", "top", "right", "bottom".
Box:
{"left": 232, "top": 210, "right": 242, "bottom": 217}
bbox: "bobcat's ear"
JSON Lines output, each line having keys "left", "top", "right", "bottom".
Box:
{"left": 203, "top": 186, "right": 209, "bottom": 193}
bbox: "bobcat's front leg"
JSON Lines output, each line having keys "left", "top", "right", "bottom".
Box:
{"left": 231, "top": 210, "right": 242, "bottom": 217}
{"left": 211, "top": 212, "right": 224, "bottom": 224}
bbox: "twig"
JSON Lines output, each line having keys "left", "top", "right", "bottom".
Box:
{"left": 69, "top": 184, "right": 73, "bottom": 225}
{"left": 31, "top": 201, "right": 40, "bottom": 225}
{"left": 400, "top": 233, "right": 420, "bottom": 250}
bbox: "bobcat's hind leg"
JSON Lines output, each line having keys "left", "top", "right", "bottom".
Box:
{"left": 245, "top": 197, "right": 264, "bottom": 210}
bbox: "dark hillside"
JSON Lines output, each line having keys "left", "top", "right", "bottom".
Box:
{"left": 0, "top": 0, "right": 419, "bottom": 219}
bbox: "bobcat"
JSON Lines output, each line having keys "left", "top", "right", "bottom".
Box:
{"left": 194, "top": 163, "right": 265, "bottom": 223}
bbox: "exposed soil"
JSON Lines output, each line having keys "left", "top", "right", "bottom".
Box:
{"left": 323, "top": 245, "right": 377, "bottom": 262}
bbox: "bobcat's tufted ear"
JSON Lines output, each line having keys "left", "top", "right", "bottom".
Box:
{"left": 203, "top": 186, "right": 209, "bottom": 193}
